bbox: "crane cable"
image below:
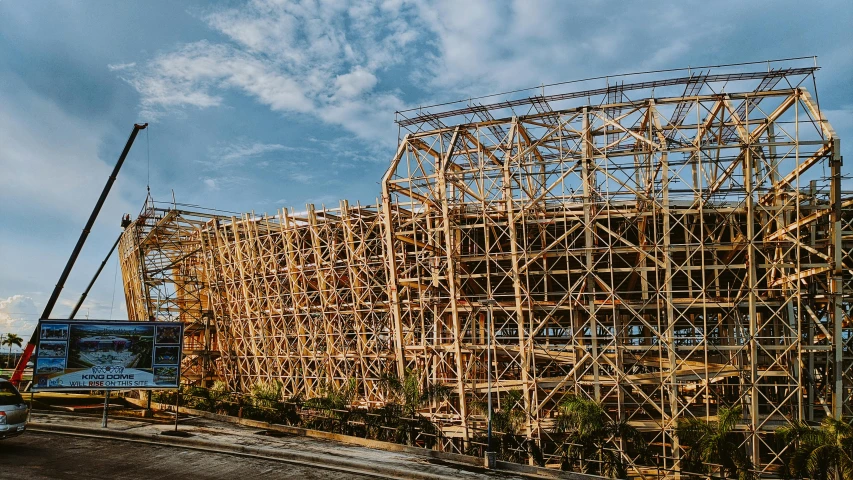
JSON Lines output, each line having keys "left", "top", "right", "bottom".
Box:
{"left": 146, "top": 125, "right": 151, "bottom": 192}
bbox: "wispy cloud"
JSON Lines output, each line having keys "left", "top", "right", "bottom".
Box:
{"left": 113, "top": 0, "right": 852, "bottom": 173}
{"left": 290, "top": 172, "right": 312, "bottom": 184}
{"left": 333, "top": 67, "right": 378, "bottom": 99}
{"left": 117, "top": 0, "right": 421, "bottom": 144}
{"left": 196, "top": 139, "right": 320, "bottom": 191}
{"left": 200, "top": 175, "right": 251, "bottom": 192}
{"left": 199, "top": 140, "right": 312, "bottom": 172}
{"left": 408, "top": 0, "right": 727, "bottom": 94}
{"left": 107, "top": 62, "right": 136, "bottom": 71}
{"left": 219, "top": 142, "right": 287, "bottom": 162}
{"left": 114, "top": 0, "right": 731, "bottom": 150}
{"left": 122, "top": 41, "right": 311, "bottom": 117}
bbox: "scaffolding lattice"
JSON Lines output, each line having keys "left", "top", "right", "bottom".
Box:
{"left": 119, "top": 198, "right": 225, "bottom": 385}
{"left": 120, "top": 62, "right": 851, "bottom": 475}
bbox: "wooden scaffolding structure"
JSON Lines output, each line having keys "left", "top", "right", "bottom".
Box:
{"left": 197, "top": 202, "right": 397, "bottom": 401}
{"left": 119, "top": 197, "right": 226, "bottom": 386}
{"left": 120, "top": 60, "right": 851, "bottom": 475}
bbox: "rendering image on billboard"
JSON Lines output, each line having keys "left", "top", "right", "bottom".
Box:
{"left": 32, "top": 320, "right": 183, "bottom": 391}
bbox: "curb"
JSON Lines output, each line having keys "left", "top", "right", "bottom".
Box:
{"left": 26, "top": 422, "right": 458, "bottom": 480}
{"left": 129, "top": 397, "right": 482, "bottom": 466}
{"left": 125, "top": 397, "right": 594, "bottom": 480}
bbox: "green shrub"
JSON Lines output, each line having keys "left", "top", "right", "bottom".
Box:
{"left": 243, "top": 380, "right": 284, "bottom": 423}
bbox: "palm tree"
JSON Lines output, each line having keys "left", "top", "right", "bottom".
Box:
{"left": 675, "top": 405, "right": 754, "bottom": 479}
{"left": 380, "top": 368, "right": 452, "bottom": 418}
{"left": 183, "top": 380, "right": 236, "bottom": 415}
{"left": 2, "top": 333, "right": 23, "bottom": 368}
{"left": 777, "top": 417, "right": 853, "bottom": 480}
{"left": 469, "top": 389, "right": 531, "bottom": 463}
{"left": 553, "top": 395, "right": 647, "bottom": 478}
{"left": 377, "top": 369, "right": 450, "bottom": 447}
{"left": 304, "top": 378, "right": 358, "bottom": 434}
{"left": 247, "top": 379, "right": 301, "bottom": 425}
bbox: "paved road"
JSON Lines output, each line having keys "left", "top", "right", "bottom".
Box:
{"left": 0, "top": 431, "right": 378, "bottom": 479}
{"left": 23, "top": 412, "right": 521, "bottom": 479}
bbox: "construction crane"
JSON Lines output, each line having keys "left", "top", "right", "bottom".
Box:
{"left": 10, "top": 123, "right": 148, "bottom": 387}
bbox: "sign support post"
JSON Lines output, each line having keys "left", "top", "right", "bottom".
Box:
{"left": 102, "top": 390, "right": 110, "bottom": 428}
{"left": 174, "top": 385, "right": 181, "bottom": 433}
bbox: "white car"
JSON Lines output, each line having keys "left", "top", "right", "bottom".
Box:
{"left": 0, "top": 378, "right": 28, "bottom": 439}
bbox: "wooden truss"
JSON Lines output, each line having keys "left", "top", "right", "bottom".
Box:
{"left": 120, "top": 64, "right": 852, "bottom": 475}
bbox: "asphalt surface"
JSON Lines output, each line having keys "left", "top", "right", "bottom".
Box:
{"left": 6, "top": 412, "right": 528, "bottom": 480}
{"left": 0, "top": 431, "right": 378, "bottom": 479}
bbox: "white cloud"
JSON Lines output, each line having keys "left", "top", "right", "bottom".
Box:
{"left": 217, "top": 142, "right": 287, "bottom": 163}
{"left": 199, "top": 141, "right": 314, "bottom": 174}
{"left": 123, "top": 41, "right": 311, "bottom": 118}
{"left": 318, "top": 92, "right": 404, "bottom": 143}
{"left": 199, "top": 174, "right": 254, "bottom": 192}
{"left": 117, "top": 0, "right": 419, "bottom": 144}
{"left": 107, "top": 62, "right": 136, "bottom": 71}
{"left": 0, "top": 88, "right": 132, "bottom": 327}
{"left": 115, "top": 0, "right": 849, "bottom": 162}
{"left": 408, "top": 0, "right": 720, "bottom": 93}
{"left": 334, "top": 67, "right": 378, "bottom": 98}
{"left": 0, "top": 295, "right": 39, "bottom": 347}
{"left": 125, "top": 0, "right": 698, "bottom": 146}
{"left": 291, "top": 172, "right": 312, "bottom": 184}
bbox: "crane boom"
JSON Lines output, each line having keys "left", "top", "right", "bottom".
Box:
{"left": 68, "top": 231, "right": 123, "bottom": 320}
{"left": 10, "top": 123, "right": 148, "bottom": 387}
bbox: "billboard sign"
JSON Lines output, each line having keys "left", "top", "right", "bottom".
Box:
{"left": 32, "top": 320, "right": 183, "bottom": 391}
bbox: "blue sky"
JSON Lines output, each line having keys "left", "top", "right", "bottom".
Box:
{"left": 1, "top": 0, "right": 851, "bottom": 348}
